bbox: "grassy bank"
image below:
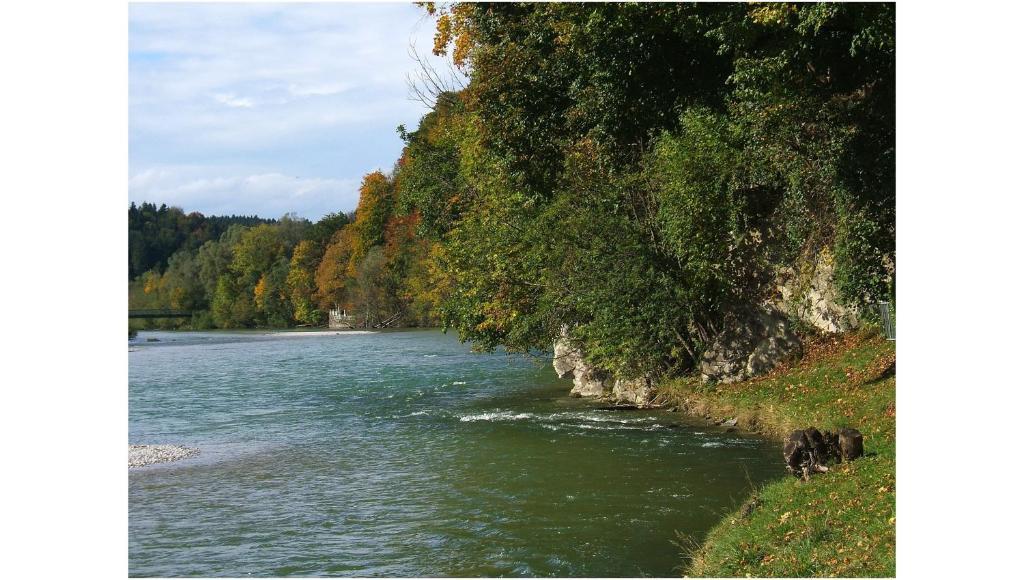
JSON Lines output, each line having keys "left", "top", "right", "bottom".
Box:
{"left": 661, "top": 328, "right": 895, "bottom": 577}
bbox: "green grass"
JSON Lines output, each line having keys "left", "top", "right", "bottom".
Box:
{"left": 661, "top": 328, "right": 895, "bottom": 577}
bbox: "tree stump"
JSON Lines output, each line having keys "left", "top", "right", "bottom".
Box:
{"left": 783, "top": 430, "right": 808, "bottom": 477}
{"left": 823, "top": 430, "right": 842, "bottom": 462}
{"left": 804, "top": 427, "right": 828, "bottom": 461}
{"left": 784, "top": 426, "right": 863, "bottom": 479}
{"left": 839, "top": 428, "right": 864, "bottom": 461}
{"left": 783, "top": 429, "right": 829, "bottom": 479}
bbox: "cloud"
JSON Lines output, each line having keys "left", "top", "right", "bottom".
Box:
{"left": 212, "top": 93, "right": 255, "bottom": 108}
{"left": 129, "top": 3, "right": 458, "bottom": 218}
{"left": 129, "top": 166, "right": 362, "bottom": 220}
{"left": 287, "top": 82, "right": 350, "bottom": 97}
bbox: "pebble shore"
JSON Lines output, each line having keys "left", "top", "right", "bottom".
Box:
{"left": 129, "top": 444, "right": 199, "bottom": 468}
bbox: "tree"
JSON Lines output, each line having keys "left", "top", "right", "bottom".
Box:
{"left": 306, "top": 212, "right": 351, "bottom": 249}
{"left": 351, "top": 246, "right": 391, "bottom": 327}
{"left": 287, "top": 240, "right": 323, "bottom": 325}
{"left": 415, "top": 1, "right": 894, "bottom": 377}
{"left": 314, "top": 228, "right": 356, "bottom": 311}
{"left": 348, "top": 171, "right": 397, "bottom": 270}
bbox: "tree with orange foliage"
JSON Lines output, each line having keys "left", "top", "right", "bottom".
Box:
{"left": 314, "top": 228, "right": 356, "bottom": 312}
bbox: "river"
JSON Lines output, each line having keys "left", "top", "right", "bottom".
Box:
{"left": 129, "top": 329, "right": 779, "bottom": 577}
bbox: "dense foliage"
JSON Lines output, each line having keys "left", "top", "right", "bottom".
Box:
{"left": 411, "top": 1, "right": 894, "bottom": 378}
{"left": 128, "top": 192, "right": 437, "bottom": 329}
{"left": 128, "top": 202, "right": 274, "bottom": 279}
{"left": 130, "top": 3, "right": 894, "bottom": 382}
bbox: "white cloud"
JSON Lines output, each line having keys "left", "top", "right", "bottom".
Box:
{"left": 130, "top": 3, "right": 448, "bottom": 133}
{"left": 128, "top": 3, "right": 458, "bottom": 217}
{"left": 129, "top": 166, "right": 362, "bottom": 220}
{"left": 212, "top": 93, "right": 255, "bottom": 108}
{"left": 287, "top": 82, "right": 350, "bottom": 97}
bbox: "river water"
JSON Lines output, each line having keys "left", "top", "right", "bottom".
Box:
{"left": 129, "top": 329, "right": 780, "bottom": 577}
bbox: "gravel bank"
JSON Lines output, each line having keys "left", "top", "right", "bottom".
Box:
{"left": 129, "top": 444, "right": 199, "bottom": 468}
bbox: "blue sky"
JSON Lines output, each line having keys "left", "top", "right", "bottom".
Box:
{"left": 129, "top": 2, "right": 455, "bottom": 220}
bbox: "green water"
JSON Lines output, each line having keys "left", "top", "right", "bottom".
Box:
{"left": 129, "top": 329, "right": 780, "bottom": 577}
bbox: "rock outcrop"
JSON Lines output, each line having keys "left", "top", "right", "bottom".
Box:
{"left": 611, "top": 376, "right": 656, "bottom": 407}
{"left": 700, "top": 308, "right": 801, "bottom": 384}
{"left": 552, "top": 330, "right": 657, "bottom": 406}
{"left": 552, "top": 336, "right": 581, "bottom": 380}
{"left": 773, "top": 248, "right": 860, "bottom": 333}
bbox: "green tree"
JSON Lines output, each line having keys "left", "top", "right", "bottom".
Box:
{"left": 287, "top": 240, "right": 323, "bottom": 325}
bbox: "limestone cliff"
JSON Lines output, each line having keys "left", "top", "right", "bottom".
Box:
{"left": 699, "top": 307, "right": 802, "bottom": 384}
{"left": 553, "top": 248, "right": 869, "bottom": 392}
{"left": 552, "top": 330, "right": 657, "bottom": 406}
{"left": 772, "top": 248, "right": 861, "bottom": 334}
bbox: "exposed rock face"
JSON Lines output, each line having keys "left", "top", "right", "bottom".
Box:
{"left": 552, "top": 330, "right": 656, "bottom": 406}
{"left": 611, "top": 376, "right": 656, "bottom": 407}
{"left": 774, "top": 248, "right": 860, "bottom": 334}
{"left": 572, "top": 365, "right": 614, "bottom": 398}
{"left": 700, "top": 308, "right": 801, "bottom": 384}
{"left": 553, "top": 333, "right": 614, "bottom": 397}
{"left": 552, "top": 336, "right": 582, "bottom": 380}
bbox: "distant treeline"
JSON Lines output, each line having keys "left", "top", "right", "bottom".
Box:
{"left": 129, "top": 202, "right": 276, "bottom": 278}
{"left": 131, "top": 3, "right": 894, "bottom": 382}
{"left": 128, "top": 189, "right": 434, "bottom": 329}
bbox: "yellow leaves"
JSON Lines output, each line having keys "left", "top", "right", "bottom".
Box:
{"left": 748, "top": 3, "right": 797, "bottom": 27}
{"left": 169, "top": 287, "right": 187, "bottom": 310}
{"left": 254, "top": 275, "right": 267, "bottom": 303}
{"left": 779, "top": 512, "right": 792, "bottom": 523}
{"left": 429, "top": 2, "right": 475, "bottom": 67}
{"left": 143, "top": 272, "right": 161, "bottom": 295}
{"left": 434, "top": 13, "right": 453, "bottom": 56}
{"left": 418, "top": 1, "right": 436, "bottom": 17}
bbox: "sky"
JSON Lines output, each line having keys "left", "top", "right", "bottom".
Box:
{"left": 129, "top": 2, "right": 454, "bottom": 221}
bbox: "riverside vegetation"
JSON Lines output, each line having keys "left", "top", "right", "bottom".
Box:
{"left": 129, "top": 2, "right": 894, "bottom": 576}
{"left": 666, "top": 329, "right": 895, "bottom": 576}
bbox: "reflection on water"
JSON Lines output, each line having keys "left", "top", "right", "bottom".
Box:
{"left": 129, "top": 329, "right": 780, "bottom": 577}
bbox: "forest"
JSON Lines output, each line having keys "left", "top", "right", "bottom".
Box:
{"left": 130, "top": 2, "right": 894, "bottom": 382}
{"left": 128, "top": 181, "right": 435, "bottom": 329}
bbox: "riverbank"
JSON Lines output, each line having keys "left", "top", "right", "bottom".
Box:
{"left": 660, "top": 328, "right": 896, "bottom": 577}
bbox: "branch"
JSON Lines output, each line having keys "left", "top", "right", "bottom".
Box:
{"left": 406, "top": 40, "right": 468, "bottom": 109}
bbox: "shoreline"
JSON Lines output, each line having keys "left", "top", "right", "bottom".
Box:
{"left": 269, "top": 330, "right": 377, "bottom": 337}
{"left": 657, "top": 328, "right": 896, "bottom": 576}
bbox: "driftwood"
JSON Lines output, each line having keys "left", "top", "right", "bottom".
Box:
{"left": 784, "top": 426, "right": 864, "bottom": 480}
